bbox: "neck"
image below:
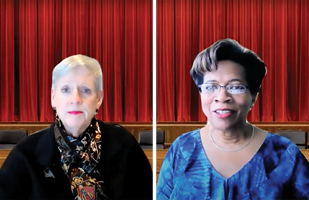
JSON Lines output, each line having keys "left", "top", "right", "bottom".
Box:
{"left": 207, "top": 123, "right": 255, "bottom": 152}
{"left": 210, "top": 123, "right": 253, "bottom": 145}
{"left": 64, "top": 126, "right": 87, "bottom": 138}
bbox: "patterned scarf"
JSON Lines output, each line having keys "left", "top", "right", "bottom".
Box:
{"left": 54, "top": 117, "right": 108, "bottom": 200}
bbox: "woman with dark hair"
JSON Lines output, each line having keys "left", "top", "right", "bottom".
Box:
{"left": 157, "top": 39, "right": 309, "bottom": 199}
{"left": 0, "top": 55, "right": 152, "bottom": 200}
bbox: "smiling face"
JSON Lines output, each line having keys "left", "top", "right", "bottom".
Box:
{"left": 51, "top": 66, "right": 103, "bottom": 137}
{"left": 201, "top": 60, "right": 254, "bottom": 131}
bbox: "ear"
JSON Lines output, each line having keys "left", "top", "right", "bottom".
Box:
{"left": 96, "top": 90, "right": 104, "bottom": 109}
{"left": 51, "top": 89, "right": 55, "bottom": 108}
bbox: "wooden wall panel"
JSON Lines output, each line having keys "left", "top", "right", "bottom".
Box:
{"left": 0, "top": 123, "right": 153, "bottom": 140}
{"left": 1, "top": 122, "right": 309, "bottom": 146}
{"left": 157, "top": 122, "right": 309, "bottom": 147}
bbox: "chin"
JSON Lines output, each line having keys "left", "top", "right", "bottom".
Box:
{"left": 210, "top": 119, "right": 237, "bottom": 130}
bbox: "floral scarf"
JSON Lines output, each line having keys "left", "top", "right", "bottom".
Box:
{"left": 54, "top": 117, "right": 108, "bottom": 200}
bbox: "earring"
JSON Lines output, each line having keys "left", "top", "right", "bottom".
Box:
{"left": 55, "top": 113, "right": 62, "bottom": 127}
{"left": 54, "top": 109, "right": 58, "bottom": 120}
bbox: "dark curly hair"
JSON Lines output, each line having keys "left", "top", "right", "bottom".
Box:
{"left": 190, "top": 39, "right": 267, "bottom": 97}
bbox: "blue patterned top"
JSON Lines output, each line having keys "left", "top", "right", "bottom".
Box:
{"left": 157, "top": 129, "right": 309, "bottom": 199}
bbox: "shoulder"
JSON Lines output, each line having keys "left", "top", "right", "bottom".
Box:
{"left": 262, "top": 132, "right": 300, "bottom": 160}
{"left": 98, "top": 120, "right": 128, "bottom": 132}
{"left": 0, "top": 124, "right": 57, "bottom": 174}
{"left": 247, "top": 133, "right": 309, "bottom": 198}
{"left": 257, "top": 132, "right": 307, "bottom": 175}
{"left": 97, "top": 121, "right": 140, "bottom": 156}
{"left": 12, "top": 125, "right": 54, "bottom": 154}
{"left": 157, "top": 130, "right": 207, "bottom": 199}
{"left": 170, "top": 129, "right": 201, "bottom": 153}
{"left": 98, "top": 121, "right": 136, "bottom": 143}
{"left": 164, "top": 129, "right": 202, "bottom": 167}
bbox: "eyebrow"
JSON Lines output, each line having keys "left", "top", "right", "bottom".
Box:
{"left": 59, "top": 82, "right": 93, "bottom": 87}
{"left": 204, "top": 79, "right": 246, "bottom": 84}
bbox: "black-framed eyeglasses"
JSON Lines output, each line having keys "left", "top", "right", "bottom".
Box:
{"left": 198, "top": 83, "right": 249, "bottom": 95}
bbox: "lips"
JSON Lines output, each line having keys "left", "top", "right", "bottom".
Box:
{"left": 68, "top": 111, "right": 83, "bottom": 115}
{"left": 213, "top": 109, "right": 234, "bottom": 119}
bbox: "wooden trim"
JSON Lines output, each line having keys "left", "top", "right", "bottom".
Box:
{"left": 1, "top": 122, "right": 309, "bottom": 145}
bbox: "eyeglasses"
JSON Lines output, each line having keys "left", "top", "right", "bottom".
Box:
{"left": 198, "top": 83, "right": 249, "bottom": 95}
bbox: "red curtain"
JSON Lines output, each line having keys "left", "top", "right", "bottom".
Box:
{"left": 0, "top": 0, "right": 152, "bottom": 122}
{"left": 299, "top": 0, "right": 309, "bottom": 121}
{"left": 157, "top": 0, "right": 175, "bottom": 121}
{"left": 0, "top": 0, "right": 15, "bottom": 121}
{"left": 157, "top": 0, "right": 309, "bottom": 122}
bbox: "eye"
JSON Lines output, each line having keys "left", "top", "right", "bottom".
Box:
{"left": 227, "top": 85, "right": 247, "bottom": 94}
{"left": 228, "top": 85, "right": 245, "bottom": 90}
{"left": 199, "top": 84, "right": 218, "bottom": 93}
{"left": 228, "top": 85, "right": 238, "bottom": 90}
{"left": 204, "top": 84, "right": 217, "bottom": 91}
{"left": 81, "top": 88, "right": 92, "bottom": 94}
{"left": 61, "top": 87, "right": 70, "bottom": 93}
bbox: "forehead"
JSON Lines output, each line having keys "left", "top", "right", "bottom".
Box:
{"left": 56, "top": 66, "right": 96, "bottom": 86}
{"left": 203, "top": 60, "right": 246, "bottom": 83}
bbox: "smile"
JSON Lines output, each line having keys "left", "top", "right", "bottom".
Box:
{"left": 213, "top": 109, "right": 233, "bottom": 118}
{"left": 215, "top": 110, "right": 231, "bottom": 114}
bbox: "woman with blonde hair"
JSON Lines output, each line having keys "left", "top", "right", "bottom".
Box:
{"left": 0, "top": 55, "right": 152, "bottom": 199}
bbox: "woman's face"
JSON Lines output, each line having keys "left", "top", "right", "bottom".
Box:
{"left": 200, "top": 60, "right": 253, "bottom": 130}
{"left": 51, "top": 66, "right": 103, "bottom": 136}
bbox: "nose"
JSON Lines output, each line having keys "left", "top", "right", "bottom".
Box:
{"left": 214, "top": 87, "right": 232, "bottom": 103}
{"left": 70, "top": 88, "right": 82, "bottom": 104}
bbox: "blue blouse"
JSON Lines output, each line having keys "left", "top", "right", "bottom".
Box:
{"left": 157, "top": 130, "right": 309, "bottom": 199}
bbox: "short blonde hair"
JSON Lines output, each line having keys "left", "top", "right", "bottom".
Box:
{"left": 52, "top": 54, "right": 103, "bottom": 93}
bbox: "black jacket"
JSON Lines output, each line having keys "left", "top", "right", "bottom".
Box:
{"left": 0, "top": 121, "right": 152, "bottom": 200}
